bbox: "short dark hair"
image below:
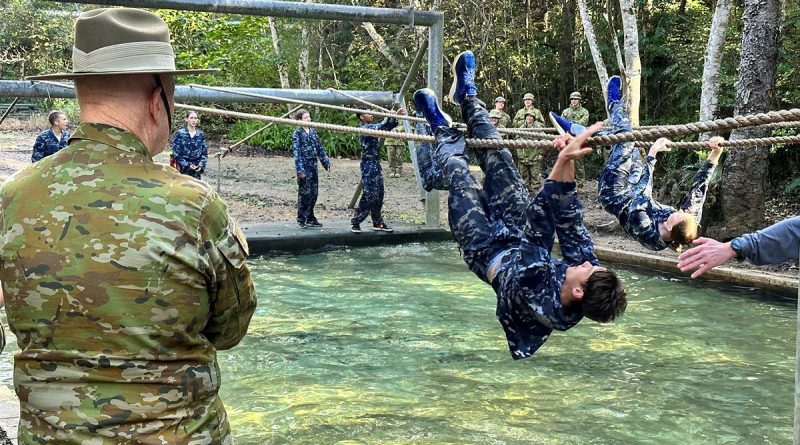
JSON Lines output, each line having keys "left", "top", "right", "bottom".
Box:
{"left": 295, "top": 108, "right": 309, "bottom": 120}
{"left": 581, "top": 268, "right": 626, "bottom": 323}
{"left": 670, "top": 215, "right": 699, "bottom": 252}
{"left": 48, "top": 110, "right": 65, "bottom": 126}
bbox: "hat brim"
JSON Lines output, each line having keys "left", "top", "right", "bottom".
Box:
{"left": 26, "top": 68, "right": 219, "bottom": 81}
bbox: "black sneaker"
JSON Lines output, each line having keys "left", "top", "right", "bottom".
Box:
{"left": 296, "top": 221, "right": 306, "bottom": 229}
{"left": 372, "top": 223, "right": 394, "bottom": 232}
{"left": 350, "top": 224, "right": 362, "bottom": 233}
{"left": 307, "top": 220, "right": 323, "bottom": 228}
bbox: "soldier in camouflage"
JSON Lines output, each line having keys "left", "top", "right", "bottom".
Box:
{"left": 414, "top": 50, "right": 626, "bottom": 359}
{"left": 488, "top": 109, "right": 505, "bottom": 127}
{"left": 5, "top": 9, "right": 256, "bottom": 444}
{"left": 383, "top": 125, "right": 406, "bottom": 178}
{"left": 552, "top": 76, "right": 724, "bottom": 251}
{"left": 515, "top": 110, "right": 544, "bottom": 191}
{"left": 561, "top": 91, "right": 589, "bottom": 126}
{"left": 351, "top": 108, "right": 407, "bottom": 233}
{"left": 492, "top": 96, "right": 511, "bottom": 128}
{"left": 511, "top": 92, "right": 545, "bottom": 128}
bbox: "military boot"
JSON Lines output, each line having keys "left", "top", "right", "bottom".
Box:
{"left": 549, "top": 111, "right": 586, "bottom": 137}
{"left": 448, "top": 50, "right": 478, "bottom": 106}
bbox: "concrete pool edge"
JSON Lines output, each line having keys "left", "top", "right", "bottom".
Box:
{"left": 242, "top": 220, "right": 798, "bottom": 296}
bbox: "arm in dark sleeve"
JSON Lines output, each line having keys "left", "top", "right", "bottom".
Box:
{"left": 678, "top": 159, "right": 718, "bottom": 223}
{"left": 552, "top": 182, "right": 599, "bottom": 265}
{"left": 376, "top": 117, "right": 399, "bottom": 132}
{"left": 314, "top": 130, "right": 330, "bottom": 169}
{"left": 519, "top": 180, "right": 562, "bottom": 263}
{"left": 632, "top": 155, "right": 656, "bottom": 198}
{"left": 292, "top": 128, "right": 305, "bottom": 175}
{"left": 172, "top": 132, "right": 190, "bottom": 168}
{"left": 31, "top": 134, "right": 46, "bottom": 162}
{"left": 198, "top": 132, "right": 209, "bottom": 171}
{"left": 200, "top": 192, "right": 257, "bottom": 350}
{"left": 736, "top": 216, "right": 800, "bottom": 266}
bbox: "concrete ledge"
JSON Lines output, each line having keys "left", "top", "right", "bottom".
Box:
{"left": 242, "top": 221, "right": 452, "bottom": 255}
{"left": 0, "top": 384, "right": 18, "bottom": 444}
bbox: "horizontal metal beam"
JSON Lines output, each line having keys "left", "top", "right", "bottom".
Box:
{"left": 55, "top": 0, "right": 442, "bottom": 26}
{"left": 0, "top": 81, "right": 395, "bottom": 106}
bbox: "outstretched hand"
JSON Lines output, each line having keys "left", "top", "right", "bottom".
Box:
{"left": 394, "top": 108, "right": 408, "bottom": 116}
{"left": 676, "top": 237, "right": 737, "bottom": 278}
{"left": 648, "top": 138, "right": 671, "bottom": 157}
{"left": 707, "top": 136, "right": 724, "bottom": 163}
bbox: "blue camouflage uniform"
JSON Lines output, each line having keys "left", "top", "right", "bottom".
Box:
{"left": 293, "top": 127, "right": 330, "bottom": 225}
{"left": 598, "top": 99, "right": 718, "bottom": 251}
{"left": 439, "top": 98, "right": 597, "bottom": 359}
{"left": 31, "top": 128, "right": 70, "bottom": 162}
{"left": 351, "top": 118, "right": 398, "bottom": 226}
{"left": 171, "top": 127, "right": 209, "bottom": 179}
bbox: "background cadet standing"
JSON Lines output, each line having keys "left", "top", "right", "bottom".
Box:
{"left": 515, "top": 110, "right": 544, "bottom": 191}
{"left": 560, "top": 92, "right": 589, "bottom": 187}
{"left": 384, "top": 125, "right": 406, "bottom": 178}
{"left": 492, "top": 96, "right": 511, "bottom": 128}
{"left": 512, "top": 92, "right": 544, "bottom": 127}
{"left": 31, "top": 110, "right": 69, "bottom": 162}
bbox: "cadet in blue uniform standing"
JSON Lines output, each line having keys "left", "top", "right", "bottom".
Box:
{"left": 292, "top": 108, "right": 331, "bottom": 228}
{"left": 550, "top": 77, "right": 724, "bottom": 252}
{"left": 171, "top": 110, "right": 208, "bottom": 179}
{"left": 350, "top": 108, "right": 407, "bottom": 233}
{"left": 31, "top": 110, "right": 70, "bottom": 162}
{"left": 413, "top": 50, "right": 626, "bottom": 359}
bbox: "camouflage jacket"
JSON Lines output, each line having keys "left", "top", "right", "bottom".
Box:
{"left": 494, "top": 180, "right": 594, "bottom": 359}
{"left": 360, "top": 118, "right": 398, "bottom": 162}
{"left": 512, "top": 106, "right": 544, "bottom": 128}
{"left": 496, "top": 111, "right": 511, "bottom": 129}
{"left": 382, "top": 125, "right": 406, "bottom": 147}
{"left": 0, "top": 123, "right": 257, "bottom": 444}
{"left": 515, "top": 121, "right": 543, "bottom": 161}
{"left": 561, "top": 106, "right": 590, "bottom": 126}
{"left": 292, "top": 127, "right": 330, "bottom": 175}
{"left": 171, "top": 127, "right": 209, "bottom": 175}
{"left": 32, "top": 128, "right": 70, "bottom": 163}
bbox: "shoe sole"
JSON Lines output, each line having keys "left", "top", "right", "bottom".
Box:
{"left": 350, "top": 229, "right": 361, "bottom": 233}
{"left": 372, "top": 227, "right": 394, "bottom": 232}
{"left": 549, "top": 112, "right": 566, "bottom": 136}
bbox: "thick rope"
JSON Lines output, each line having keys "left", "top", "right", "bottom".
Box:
{"left": 177, "top": 103, "right": 800, "bottom": 150}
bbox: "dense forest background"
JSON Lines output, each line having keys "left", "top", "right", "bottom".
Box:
{"left": 1, "top": 0, "right": 798, "bottom": 233}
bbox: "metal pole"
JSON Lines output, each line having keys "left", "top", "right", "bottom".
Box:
{"left": 55, "top": 0, "right": 443, "bottom": 26}
{"left": 424, "top": 16, "right": 444, "bottom": 227}
{"left": 399, "top": 96, "right": 426, "bottom": 202}
{"left": 0, "top": 97, "right": 20, "bottom": 127}
{"left": 329, "top": 88, "right": 392, "bottom": 113}
{"left": 0, "top": 81, "right": 395, "bottom": 107}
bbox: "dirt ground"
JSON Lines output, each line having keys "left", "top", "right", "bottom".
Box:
{"left": 0, "top": 123, "right": 797, "bottom": 282}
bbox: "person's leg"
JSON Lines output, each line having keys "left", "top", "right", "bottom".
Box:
{"left": 370, "top": 168, "right": 386, "bottom": 226}
{"left": 296, "top": 176, "right": 309, "bottom": 225}
{"left": 307, "top": 168, "right": 319, "bottom": 223}
{"left": 351, "top": 164, "right": 372, "bottom": 226}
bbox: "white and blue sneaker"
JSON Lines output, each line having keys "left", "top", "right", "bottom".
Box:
{"left": 549, "top": 111, "right": 586, "bottom": 137}
{"left": 413, "top": 88, "right": 452, "bottom": 130}
{"left": 448, "top": 50, "right": 478, "bottom": 106}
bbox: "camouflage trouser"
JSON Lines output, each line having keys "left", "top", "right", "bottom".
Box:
{"left": 517, "top": 161, "right": 540, "bottom": 191}
{"left": 297, "top": 166, "right": 320, "bottom": 224}
{"left": 387, "top": 145, "right": 404, "bottom": 175}
{"left": 598, "top": 98, "right": 641, "bottom": 216}
{"left": 352, "top": 159, "right": 385, "bottom": 225}
{"left": 178, "top": 159, "right": 203, "bottom": 179}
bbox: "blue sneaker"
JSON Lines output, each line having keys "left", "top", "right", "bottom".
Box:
{"left": 448, "top": 50, "right": 478, "bottom": 105}
{"left": 549, "top": 111, "right": 585, "bottom": 136}
{"left": 607, "top": 76, "right": 622, "bottom": 103}
{"left": 413, "top": 88, "right": 452, "bottom": 130}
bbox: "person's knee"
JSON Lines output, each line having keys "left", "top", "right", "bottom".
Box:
{"left": 444, "top": 155, "right": 469, "bottom": 174}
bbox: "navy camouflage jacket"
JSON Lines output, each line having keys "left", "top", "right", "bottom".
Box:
{"left": 171, "top": 127, "right": 209, "bottom": 174}
{"left": 292, "top": 128, "right": 330, "bottom": 175}
{"left": 359, "top": 118, "right": 398, "bottom": 162}
{"left": 622, "top": 156, "right": 717, "bottom": 251}
{"left": 32, "top": 128, "right": 70, "bottom": 162}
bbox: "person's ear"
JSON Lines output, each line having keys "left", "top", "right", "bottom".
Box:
{"left": 572, "top": 285, "right": 585, "bottom": 301}
{"left": 148, "top": 86, "right": 162, "bottom": 125}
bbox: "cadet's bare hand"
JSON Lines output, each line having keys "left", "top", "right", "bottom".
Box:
{"left": 708, "top": 136, "right": 725, "bottom": 163}
{"left": 648, "top": 138, "right": 671, "bottom": 157}
{"left": 394, "top": 108, "right": 407, "bottom": 116}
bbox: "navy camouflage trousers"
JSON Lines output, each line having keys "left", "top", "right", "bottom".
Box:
{"left": 597, "top": 99, "right": 641, "bottom": 215}
{"left": 297, "top": 167, "right": 320, "bottom": 224}
{"left": 351, "top": 159, "right": 385, "bottom": 226}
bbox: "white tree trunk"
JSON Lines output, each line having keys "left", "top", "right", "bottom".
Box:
{"left": 619, "top": 0, "right": 641, "bottom": 126}
{"left": 361, "top": 22, "right": 398, "bottom": 67}
{"left": 577, "top": 0, "right": 609, "bottom": 104}
{"left": 698, "top": 0, "right": 731, "bottom": 140}
{"left": 299, "top": 23, "right": 310, "bottom": 89}
{"left": 267, "top": 17, "right": 291, "bottom": 89}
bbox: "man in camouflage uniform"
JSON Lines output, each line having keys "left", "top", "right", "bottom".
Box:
{"left": 561, "top": 91, "right": 589, "bottom": 126}
{"left": 492, "top": 96, "right": 511, "bottom": 128}
{"left": 512, "top": 92, "right": 545, "bottom": 128}
{"left": 384, "top": 125, "right": 406, "bottom": 178}
{"left": 413, "top": 50, "right": 626, "bottom": 359}
{"left": 4, "top": 9, "right": 256, "bottom": 444}
{"left": 488, "top": 109, "right": 505, "bottom": 127}
{"left": 515, "top": 110, "right": 543, "bottom": 191}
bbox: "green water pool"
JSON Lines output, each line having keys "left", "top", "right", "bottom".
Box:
{"left": 0, "top": 242, "right": 795, "bottom": 444}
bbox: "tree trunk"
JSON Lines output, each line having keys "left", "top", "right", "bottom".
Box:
{"left": 299, "top": 23, "right": 310, "bottom": 89}
{"left": 267, "top": 17, "right": 291, "bottom": 89}
{"left": 619, "top": 0, "right": 642, "bottom": 125}
{"left": 698, "top": 0, "right": 731, "bottom": 140}
{"left": 715, "top": 0, "right": 781, "bottom": 238}
{"left": 605, "top": 0, "right": 625, "bottom": 75}
{"left": 577, "top": 0, "right": 610, "bottom": 104}
{"left": 361, "top": 22, "right": 399, "bottom": 67}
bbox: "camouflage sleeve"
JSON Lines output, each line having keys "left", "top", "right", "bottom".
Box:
{"left": 535, "top": 109, "right": 545, "bottom": 124}
{"left": 292, "top": 128, "right": 305, "bottom": 175}
{"left": 376, "top": 117, "right": 399, "bottom": 132}
{"left": 678, "top": 159, "right": 717, "bottom": 223}
{"left": 198, "top": 132, "right": 209, "bottom": 171}
{"left": 31, "top": 133, "right": 46, "bottom": 162}
{"left": 552, "top": 184, "right": 598, "bottom": 266}
{"left": 512, "top": 110, "right": 524, "bottom": 128}
{"left": 634, "top": 155, "right": 656, "bottom": 198}
{"left": 171, "top": 132, "right": 190, "bottom": 168}
{"left": 199, "top": 192, "right": 257, "bottom": 350}
{"left": 315, "top": 131, "right": 330, "bottom": 169}
{"left": 576, "top": 108, "right": 589, "bottom": 126}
